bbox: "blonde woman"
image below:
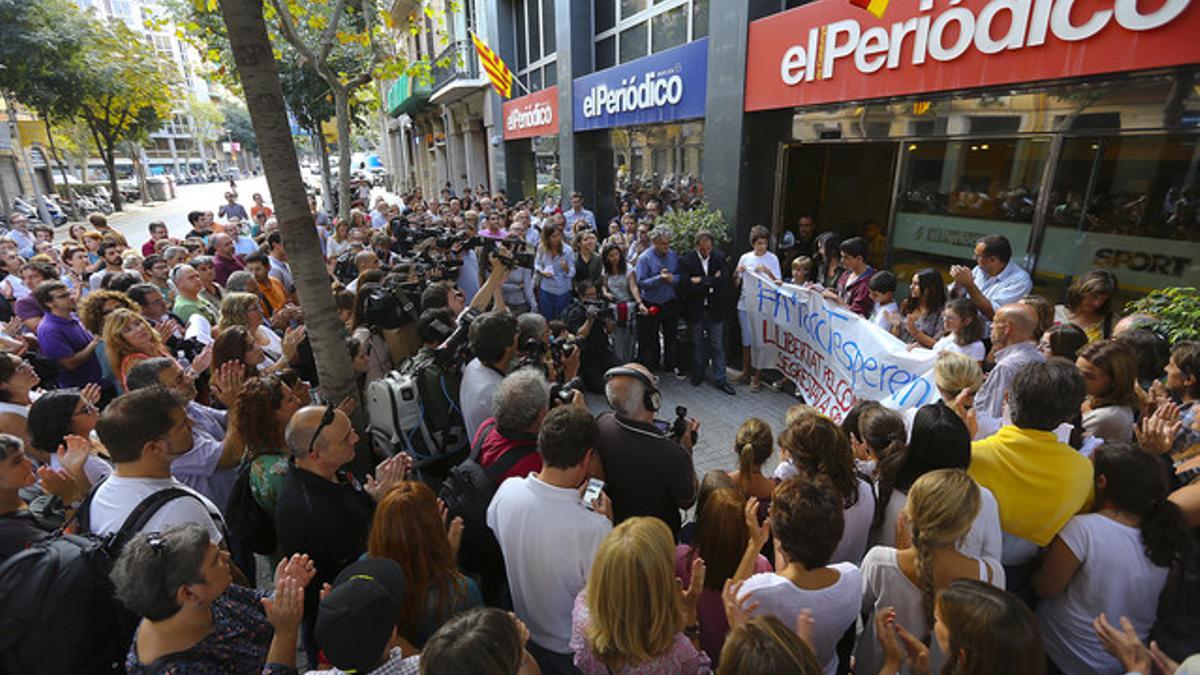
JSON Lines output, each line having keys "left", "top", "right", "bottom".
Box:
{"left": 217, "top": 292, "right": 284, "bottom": 364}
{"left": 570, "top": 517, "right": 711, "bottom": 674}
{"left": 855, "top": 469, "right": 1004, "bottom": 675}
{"left": 102, "top": 308, "right": 175, "bottom": 391}
{"left": 914, "top": 350, "right": 984, "bottom": 438}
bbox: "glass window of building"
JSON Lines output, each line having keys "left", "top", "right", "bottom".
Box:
{"left": 596, "top": 0, "right": 710, "bottom": 67}
{"left": 1036, "top": 134, "right": 1200, "bottom": 301}
{"left": 612, "top": 122, "right": 705, "bottom": 199}
{"left": 512, "top": 0, "right": 557, "bottom": 93}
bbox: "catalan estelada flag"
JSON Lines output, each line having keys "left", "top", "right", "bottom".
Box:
{"left": 849, "top": 0, "right": 889, "bottom": 18}
{"left": 471, "top": 32, "right": 513, "bottom": 99}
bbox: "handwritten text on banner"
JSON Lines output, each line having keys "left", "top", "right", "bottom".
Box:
{"left": 742, "top": 273, "right": 939, "bottom": 422}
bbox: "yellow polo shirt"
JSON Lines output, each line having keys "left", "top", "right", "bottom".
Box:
{"left": 969, "top": 425, "right": 1094, "bottom": 546}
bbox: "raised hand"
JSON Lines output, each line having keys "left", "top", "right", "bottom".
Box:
{"left": 281, "top": 325, "right": 306, "bottom": 363}
{"left": 212, "top": 360, "right": 246, "bottom": 408}
{"left": 191, "top": 344, "right": 214, "bottom": 374}
{"left": 364, "top": 454, "right": 407, "bottom": 501}
{"left": 57, "top": 435, "right": 94, "bottom": 477}
{"left": 262, "top": 576, "right": 304, "bottom": 633}
{"left": 1093, "top": 613, "right": 1151, "bottom": 675}
{"left": 156, "top": 318, "right": 182, "bottom": 342}
{"left": 336, "top": 396, "right": 358, "bottom": 417}
{"left": 37, "top": 466, "right": 83, "bottom": 503}
{"left": 744, "top": 497, "right": 771, "bottom": 551}
{"left": 721, "top": 579, "right": 758, "bottom": 630}
{"left": 680, "top": 556, "right": 706, "bottom": 625}
{"left": 276, "top": 553, "right": 316, "bottom": 589}
{"left": 1135, "top": 406, "right": 1181, "bottom": 456}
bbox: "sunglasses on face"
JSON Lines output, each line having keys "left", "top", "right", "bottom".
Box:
{"left": 307, "top": 405, "right": 337, "bottom": 456}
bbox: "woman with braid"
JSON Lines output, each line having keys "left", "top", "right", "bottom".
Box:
{"left": 855, "top": 469, "right": 1004, "bottom": 675}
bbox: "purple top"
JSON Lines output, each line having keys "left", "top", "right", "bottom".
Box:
{"left": 36, "top": 312, "right": 101, "bottom": 387}
{"left": 675, "top": 545, "right": 772, "bottom": 664}
{"left": 570, "top": 591, "right": 711, "bottom": 675}
{"left": 213, "top": 253, "right": 245, "bottom": 286}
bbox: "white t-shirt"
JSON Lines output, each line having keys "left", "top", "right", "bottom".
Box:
{"left": 856, "top": 546, "right": 1004, "bottom": 675}
{"left": 739, "top": 565, "right": 862, "bottom": 675}
{"left": 931, "top": 334, "right": 986, "bottom": 361}
{"left": 487, "top": 474, "right": 612, "bottom": 654}
{"left": 870, "top": 302, "right": 899, "bottom": 331}
{"left": 1037, "top": 514, "right": 1170, "bottom": 675}
{"left": 736, "top": 251, "right": 781, "bottom": 310}
{"left": 460, "top": 358, "right": 505, "bottom": 442}
{"left": 873, "top": 485, "right": 1003, "bottom": 561}
{"left": 833, "top": 479, "right": 875, "bottom": 566}
{"left": 87, "top": 475, "right": 224, "bottom": 543}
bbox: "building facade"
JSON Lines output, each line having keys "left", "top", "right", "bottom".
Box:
{"left": 392, "top": 0, "right": 1199, "bottom": 299}
{"left": 384, "top": 0, "right": 494, "bottom": 198}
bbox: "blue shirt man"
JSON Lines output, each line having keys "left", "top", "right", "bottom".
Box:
{"left": 635, "top": 232, "right": 680, "bottom": 306}
{"left": 563, "top": 192, "right": 596, "bottom": 240}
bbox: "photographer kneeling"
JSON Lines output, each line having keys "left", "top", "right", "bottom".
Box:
{"left": 593, "top": 363, "right": 699, "bottom": 537}
{"left": 562, "top": 279, "right": 618, "bottom": 393}
{"left": 513, "top": 312, "right": 582, "bottom": 387}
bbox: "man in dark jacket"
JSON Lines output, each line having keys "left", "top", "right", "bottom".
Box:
{"left": 679, "top": 230, "right": 735, "bottom": 394}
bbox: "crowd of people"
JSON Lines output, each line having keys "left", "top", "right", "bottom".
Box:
{"left": 0, "top": 182, "right": 1197, "bottom": 675}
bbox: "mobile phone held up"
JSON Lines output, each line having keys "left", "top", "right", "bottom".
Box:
{"left": 582, "top": 478, "right": 604, "bottom": 510}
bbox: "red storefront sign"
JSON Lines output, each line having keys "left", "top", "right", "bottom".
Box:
{"left": 502, "top": 86, "right": 560, "bottom": 140}
{"left": 744, "top": 0, "right": 1200, "bottom": 111}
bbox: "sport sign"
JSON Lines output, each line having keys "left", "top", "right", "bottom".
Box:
{"left": 744, "top": 0, "right": 1200, "bottom": 110}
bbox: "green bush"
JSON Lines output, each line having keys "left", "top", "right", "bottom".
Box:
{"left": 1125, "top": 287, "right": 1200, "bottom": 343}
{"left": 655, "top": 201, "right": 731, "bottom": 255}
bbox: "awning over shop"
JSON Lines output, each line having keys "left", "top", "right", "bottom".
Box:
{"left": 386, "top": 76, "right": 431, "bottom": 118}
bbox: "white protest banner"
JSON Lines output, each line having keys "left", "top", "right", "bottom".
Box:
{"left": 741, "top": 273, "right": 939, "bottom": 422}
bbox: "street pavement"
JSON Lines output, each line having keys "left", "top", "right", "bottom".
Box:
{"left": 70, "top": 177, "right": 798, "bottom": 476}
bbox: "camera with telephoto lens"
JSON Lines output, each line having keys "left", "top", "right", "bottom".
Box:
{"left": 582, "top": 298, "right": 614, "bottom": 321}
{"left": 483, "top": 238, "right": 536, "bottom": 270}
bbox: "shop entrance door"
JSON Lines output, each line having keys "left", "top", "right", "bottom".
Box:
{"left": 779, "top": 142, "right": 897, "bottom": 251}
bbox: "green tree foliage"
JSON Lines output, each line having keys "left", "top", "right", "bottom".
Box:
{"left": 1126, "top": 287, "right": 1200, "bottom": 343}
{"left": 0, "top": 0, "right": 91, "bottom": 121}
{"left": 76, "top": 21, "right": 178, "bottom": 209}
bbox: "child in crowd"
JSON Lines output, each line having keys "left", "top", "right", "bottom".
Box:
{"left": 930, "top": 298, "right": 986, "bottom": 362}
{"left": 868, "top": 271, "right": 899, "bottom": 332}
{"left": 790, "top": 256, "right": 813, "bottom": 285}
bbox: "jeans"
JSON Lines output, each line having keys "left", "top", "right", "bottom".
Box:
{"left": 691, "top": 316, "right": 728, "bottom": 384}
{"left": 637, "top": 299, "right": 679, "bottom": 372}
{"left": 539, "top": 289, "right": 571, "bottom": 321}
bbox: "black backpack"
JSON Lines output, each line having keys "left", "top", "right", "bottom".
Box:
{"left": 224, "top": 456, "right": 277, "bottom": 556}
{"left": 0, "top": 485, "right": 206, "bottom": 675}
{"left": 437, "top": 420, "right": 534, "bottom": 576}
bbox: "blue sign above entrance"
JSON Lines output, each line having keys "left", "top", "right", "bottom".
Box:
{"left": 572, "top": 38, "right": 708, "bottom": 132}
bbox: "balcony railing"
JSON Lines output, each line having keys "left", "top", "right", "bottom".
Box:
{"left": 430, "top": 40, "right": 480, "bottom": 94}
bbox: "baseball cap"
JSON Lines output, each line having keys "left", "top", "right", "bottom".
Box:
{"left": 316, "top": 558, "right": 407, "bottom": 673}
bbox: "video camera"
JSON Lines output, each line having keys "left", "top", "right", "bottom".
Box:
{"left": 655, "top": 405, "right": 697, "bottom": 446}
{"left": 582, "top": 298, "right": 614, "bottom": 321}
{"left": 481, "top": 237, "right": 535, "bottom": 270}
{"left": 549, "top": 376, "right": 584, "bottom": 408}
{"left": 431, "top": 306, "right": 479, "bottom": 370}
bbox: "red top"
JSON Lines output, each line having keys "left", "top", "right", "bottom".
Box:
{"left": 474, "top": 417, "right": 541, "bottom": 484}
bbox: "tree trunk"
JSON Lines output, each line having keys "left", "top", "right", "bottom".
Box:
{"left": 316, "top": 126, "right": 334, "bottom": 215}
{"left": 102, "top": 150, "right": 123, "bottom": 211}
{"left": 333, "top": 86, "right": 353, "bottom": 222}
{"left": 216, "top": 0, "right": 358, "bottom": 410}
{"left": 42, "top": 116, "right": 72, "bottom": 202}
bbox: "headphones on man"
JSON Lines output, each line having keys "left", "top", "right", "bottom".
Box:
{"left": 604, "top": 366, "right": 662, "bottom": 412}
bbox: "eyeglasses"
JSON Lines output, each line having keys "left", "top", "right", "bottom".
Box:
{"left": 307, "top": 405, "right": 337, "bottom": 456}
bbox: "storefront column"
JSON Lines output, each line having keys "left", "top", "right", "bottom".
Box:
{"left": 701, "top": 0, "right": 790, "bottom": 252}
{"left": 554, "top": 0, "right": 613, "bottom": 221}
